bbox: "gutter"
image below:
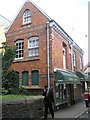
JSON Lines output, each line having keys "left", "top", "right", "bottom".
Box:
{"left": 46, "top": 22, "right": 50, "bottom": 90}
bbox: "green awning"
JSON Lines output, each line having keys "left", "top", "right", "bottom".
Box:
{"left": 55, "top": 70, "right": 80, "bottom": 84}
{"left": 85, "top": 73, "right": 90, "bottom": 82}
{"left": 76, "top": 71, "right": 90, "bottom": 82}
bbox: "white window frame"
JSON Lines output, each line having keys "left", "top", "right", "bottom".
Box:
{"left": 23, "top": 9, "right": 31, "bottom": 24}
{"left": 73, "top": 51, "right": 76, "bottom": 67}
{"left": 80, "top": 56, "right": 82, "bottom": 70}
{"left": 28, "top": 37, "right": 39, "bottom": 57}
{"left": 63, "top": 47, "right": 66, "bottom": 69}
{"left": 69, "top": 45, "right": 71, "bottom": 54}
{"left": 15, "top": 40, "right": 24, "bottom": 60}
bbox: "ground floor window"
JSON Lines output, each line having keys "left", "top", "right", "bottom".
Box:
{"left": 55, "top": 83, "right": 67, "bottom": 103}
{"left": 31, "top": 70, "right": 39, "bottom": 85}
{"left": 22, "top": 71, "right": 28, "bottom": 86}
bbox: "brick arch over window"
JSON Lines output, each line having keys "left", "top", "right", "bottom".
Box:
{"left": 22, "top": 71, "right": 29, "bottom": 86}
{"left": 23, "top": 9, "right": 31, "bottom": 24}
{"left": 31, "top": 70, "right": 39, "bottom": 85}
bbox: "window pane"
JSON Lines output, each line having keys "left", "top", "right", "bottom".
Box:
{"left": 33, "top": 49, "right": 35, "bottom": 56}
{"left": 35, "top": 48, "right": 38, "bottom": 56}
{"left": 16, "top": 43, "right": 18, "bottom": 50}
{"left": 33, "top": 40, "right": 35, "bottom": 47}
{"left": 28, "top": 17, "right": 31, "bottom": 22}
{"left": 36, "top": 39, "right": 38, "bottom": 47}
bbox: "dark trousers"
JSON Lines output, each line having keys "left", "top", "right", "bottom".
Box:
{"left": 44, "top": 102, "right": 54, "bottom": 119}
{"left": 85, "top": 100, "right": 89, "bottom": 108}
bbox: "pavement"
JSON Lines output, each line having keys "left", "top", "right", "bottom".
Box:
{"left": 43, "top": 100, "right": 88, "bottom": 119}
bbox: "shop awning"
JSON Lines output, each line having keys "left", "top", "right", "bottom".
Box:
{"left": 55, "top": 70, "right": 80, "bottom": 84}
{"left": 85, "top": 73, "right": 90, "bottom": 82}
{"left": 76, "top": 71, "right": 90, "bottom": 82}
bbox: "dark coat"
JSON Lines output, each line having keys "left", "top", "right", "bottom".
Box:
{"left": 42, "top": 89, "right": 55, "bottom": 104}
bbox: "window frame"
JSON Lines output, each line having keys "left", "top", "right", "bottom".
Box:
{"left": 31, "top": 70, "right": 39, "bottom": 86}
{"left": 15, "top": 40, "right": 24, "bottom": 60}
{"left": 23, "top": 9, "right": 31, "bottom": 24}
{"left": 22, "top": 71, "right": 29, "bottom": 86}
{"left": 80, "top": 56, "right": 82, "bottom": 70}
{"left": 28, "top": 37, "right": 39, "bottom": 57}
{"left": 63, "top": 46, "right": 66, "bottom": 69}
{"left": 73, "top": 51, "right": 76, "bottom": 67}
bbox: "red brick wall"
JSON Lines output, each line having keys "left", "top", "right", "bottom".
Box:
{"left": 6, "top": 1, "right": 49, "bottom": 89}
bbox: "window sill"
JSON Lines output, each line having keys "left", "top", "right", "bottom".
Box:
{"left": 22, "top": 86, "right": 29, "bottom": 89}
{"left": 28, "top": 56, "right": 40, "bottom": 61}
{"left": 31, "top": 86, "right": 40, "bottom": 89}
{"left": 21, "top": 22, "right": 31, "bottom": 27}
{"left": 13, "top": 57, "right": 40, "bottom": 63}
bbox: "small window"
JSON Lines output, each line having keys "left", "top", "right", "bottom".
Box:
{"left": 23, "top": 9, "right": 31, "bottom": 24}
{"left": 15, "top": 40, "right": 24, "bottom": 59}
{"left": 28, "top": 37, "right": 39, "bottom": 57}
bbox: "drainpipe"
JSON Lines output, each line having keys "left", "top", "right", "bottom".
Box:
{"left": 71, "top": 42, "right": 75, "bottom": 72}
{"left": 46, "top": 22, "right": 50, "bottom": 90}
{"left": 71, "top": 42, "right": 75, "bottom": 104}
{"left": 71, "top": 44, "right": 74, "bottom": 72}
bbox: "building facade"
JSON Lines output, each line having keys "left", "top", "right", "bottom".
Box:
{"left": 6, "top": 1, "right": 84, "bottom": 107}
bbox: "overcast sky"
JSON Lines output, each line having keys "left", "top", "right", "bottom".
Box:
{"left": 0, "top": 0, "right": 89, "bottom": 65}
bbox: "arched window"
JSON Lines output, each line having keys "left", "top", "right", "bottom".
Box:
{"left": 23, "top": 9, "right": 31, "bottom": 24}
{"left": 31, "top": 70, "right": 39, "bottom": 85}
{"left": 22, "top": 71, "right": 29, "bottom": 86}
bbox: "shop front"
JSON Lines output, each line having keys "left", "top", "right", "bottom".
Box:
{"left": 76, "top": 71, "right": 90, "bottom": 93}
{"left": 54, "top": 69, "right": 80, "bottom": 108}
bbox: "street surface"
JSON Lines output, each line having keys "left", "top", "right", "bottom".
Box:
{"left": 42, "top": 100, "right": 89, "bottom": 119}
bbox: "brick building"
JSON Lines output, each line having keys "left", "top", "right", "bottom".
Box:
{"left": 6, "top": 1, "right": 84, "bottom": 107}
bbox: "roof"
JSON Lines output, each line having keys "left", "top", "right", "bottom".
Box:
{"left": 0, "top": 15, "right": 11, "bottom": 28}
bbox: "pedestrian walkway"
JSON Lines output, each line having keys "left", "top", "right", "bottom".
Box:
{"left": 47, "top": 100, "right": 87, "bottom": 119}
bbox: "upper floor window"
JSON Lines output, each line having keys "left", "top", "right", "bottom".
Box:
{"left": 23, "top": 9, "right": 31, "bottom": 24}
{"left": 15, "top": 40, "right": 24, "bottom": 59}
{"left": 73, "top": 51, "right": 76, "bottom": 67}
{"left": 28, "top": 37, "right": 39, "bottom": 57}
{"left": 63, "top": 43, "right": 66, "bottom": 69}
{"left": 80, "top": 56, "right": 82, "bottom": 70}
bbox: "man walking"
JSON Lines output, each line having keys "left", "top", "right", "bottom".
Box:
{"left": 42, "top": 85, "right": 54, "bottom": 119}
